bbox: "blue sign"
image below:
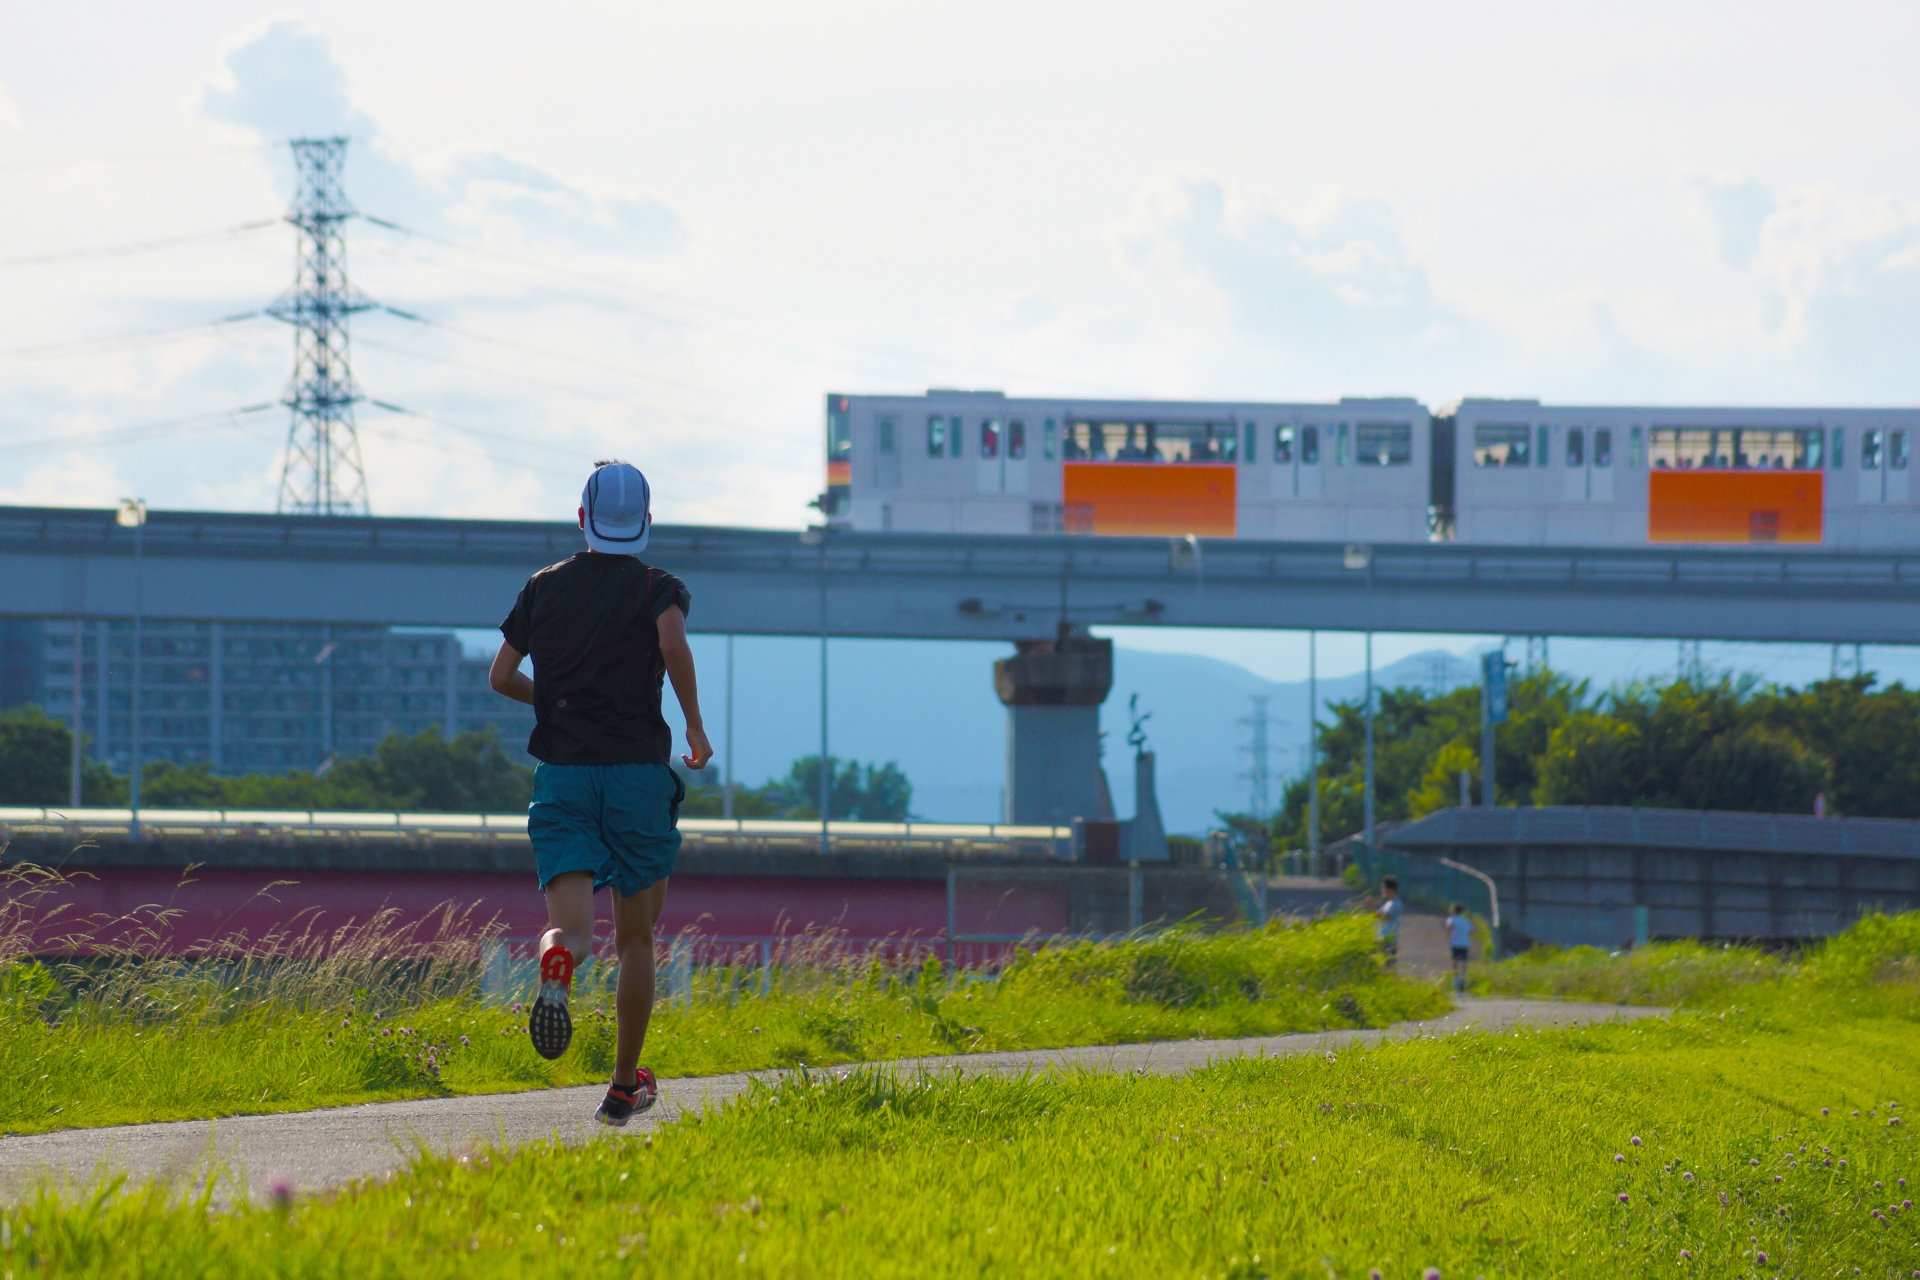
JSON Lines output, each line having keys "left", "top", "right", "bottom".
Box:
{"left": 1483, "top": 651, "right": 1509, "bottom": 723}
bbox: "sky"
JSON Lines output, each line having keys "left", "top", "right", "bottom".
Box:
{"left": 5, "top": 4, "right": 1920, "bottom": 682}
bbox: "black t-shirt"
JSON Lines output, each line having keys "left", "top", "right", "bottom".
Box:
{"left": 499, "top": 553, "right": 692, "bottom": 766}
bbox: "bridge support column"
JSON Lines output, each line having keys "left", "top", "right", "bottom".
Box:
{"left": 995, "top": 626, "right": 1114, "bottom": 827}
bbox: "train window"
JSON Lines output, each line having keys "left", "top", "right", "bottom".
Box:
{"left": 1243, "top": 423, "right": 1256, "bottom": 464}
{"left": 1472, "top": 424, "right": 1530, "bottom": 467}
{"left": 1275, "top": 425, "right": 1294, "bottom": 464}
{"left": 1537, "top": 426, "right": 1550, "bottom": 467}
{"left": 1893, "top": 431, "right": 1909, "bottom": 471}
{"left": 1734, "top": 428, "right": 1820, "bottom": 469}
{"left": 981, "top": 420, "right": 1001, "bottom": 460}
{"left": 1356, "top": 422, "right": 1411, "bottom": 466}
{"left": 828, "top": 398, "right": 853, "bottom": 462}
{"left": 1594, "top": 429, "right": 1612, "bottom": 468}
{"left": 1567, "top": 429, "right": 1585, "bottom": 467}
{"left": 927, "top": 416, "right": 947, "bottom": 457}
{"left": 1831, "top": 427, "right": 1845, "bottom": 469}
{"left": 1301, "top": 426, "right": 1320, "bottom": 464}
{"left": 1043, "top": 419, "right": 1058, "bottom": 460}
{"left": 1008, "top": 420, "right": 1027, "bottom": 460}
{"left": 877, "top": 417, "right": 897, "bottom": 454}
{"left": 1630, "top": 426, "right": 1643, "bottom": 468}
{"left": 950, "top": 417, "right": 967, "bottom": 458}
{"left": 1650, "top": 428, "right": 1725, "bottom": 469}
{"left": 1335, "top": 424, "right": 1351, "bottom": 466}
{"left": 1863, "top": 430, "right": 1884, "bottom": 471}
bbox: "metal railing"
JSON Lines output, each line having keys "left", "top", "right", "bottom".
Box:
{"left": 0, "top": 807, "right": 1071, "bottom": 857}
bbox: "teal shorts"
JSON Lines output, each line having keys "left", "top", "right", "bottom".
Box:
{"left": 528, "top": 762, "right": 684, "bottom": 898}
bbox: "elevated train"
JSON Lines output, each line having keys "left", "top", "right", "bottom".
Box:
{"left": 821, "top": 390, "right": 1920, "bottom": 548}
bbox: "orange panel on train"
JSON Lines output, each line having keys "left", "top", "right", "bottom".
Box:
{"left": 1647, "top": 470, "right": 1823, "bottom": 544}
{"left": 1061, "top": 462, "right": 1237, "bottom": 537}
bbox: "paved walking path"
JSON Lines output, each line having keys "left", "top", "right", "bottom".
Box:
{"left": 0, "top": 997, "right": 1663, "bottom": 1206}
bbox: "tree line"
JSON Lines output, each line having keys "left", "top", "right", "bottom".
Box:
{"left": 1246, "top": 671, "right": 1920, "bottom": 850}
{"left": 0, "top": 705, "right": 913, "bottom": 821}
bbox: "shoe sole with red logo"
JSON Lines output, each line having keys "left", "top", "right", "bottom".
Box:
{"left": 529, "top": 944, "right": 575, "bottom": 1060}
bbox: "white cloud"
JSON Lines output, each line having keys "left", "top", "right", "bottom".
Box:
{"left": 0, "top": 78, "right": 22, "bottom": 134}
{"left": 0, "top": 452, "right": 127, "bottom": 508}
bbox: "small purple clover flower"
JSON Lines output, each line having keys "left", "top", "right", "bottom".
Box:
{"left": 1630, "top": 1135, "right": 1642, "bottom": 1146}
{"left": 460, "top": 1036, "right": 469, "bottom": 1046}
{"left": 1822, "top": 1107, "right": 1830, "bottom": 1115}
{"left": 1749, "top": 1159, "right": 1760, "bottom": 1167}
{"left": 1682, "top": 1171, "right": 1695, "bottom": 1182}
{"left": 1424, "top": 1270, "right": 1441, "bottom": 1280}
{"left": 1618, "top": 1193, "right": 1630, "bottom": 1204}
{"left": 1679, "top": 1249, "right": 1693, "bottom": 1260}
{"left": 1614, "top": 1154, "right": 1626, "bottom": 1163}
{"left": 1905, "top": 1199, "right": 1914, "bottom": 1210}
{"left": 1369, "top": 1271, "right": 1382, "bottom": 1280}
{"left": 266, "top": 1173, "right": 294, "bottom": 1210}
{"left": 1840, "top": 1159, "right": 1849, "bottom": 1169}
{"left": 1756, "top": 1251, "right": 1768, "bottom": 1265}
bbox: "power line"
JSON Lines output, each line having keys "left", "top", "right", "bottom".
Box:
{"left": 0, "top": 404, "right": 276, "bottom": 459}
{"left": 0, "top": 142, "right": 280, "bottom": 174}
{"left": 0, "top": 220, "right": 280, "bottom": 270}
{"left": 0, "top": 312, "right": 268, "bottom": 363}
{"left": 354, "top": 335, "right": 809, "bottom": 453}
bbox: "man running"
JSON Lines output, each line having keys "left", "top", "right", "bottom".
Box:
{"left": 489, "top": 460, "right": 711, "bottom": 1127}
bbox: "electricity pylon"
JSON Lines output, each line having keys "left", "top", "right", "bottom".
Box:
{"left": 269, "top": 137, "right": 372, "bottom": 516}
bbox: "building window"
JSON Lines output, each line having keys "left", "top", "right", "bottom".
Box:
{"left": 1275, "top": 425, "right": 1294, "bottom": 464}
{"left": 927, "top": 416, "right": 946, "bottom": 457}
{"left": 1300, "top": 426, "right": 1320, "bottom": 465}
{"left": 1042, "top": 419, "right": 1057, "bottom": 460}
{"left": 1472, "top": 424, "right": 1531, "bottom": 467}
{"left": 1567, "top": 428, "right": 1585, "bottom": 467}
{"left": 877, "top": 417, "right": 896, "bottom": 454}
{"left": 1594, "top": 428, "right": 1612, "bottom": 468}
{"left": 1008, "top": 420, "right": 1027, "bottom": 460}
{"left": 981, "top": 419, "right": 1001, "bottom": 459}
{"left": 1356, "top": 422, "right": 1411, "bottom": 466}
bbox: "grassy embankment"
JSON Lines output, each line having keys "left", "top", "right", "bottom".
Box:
{"left": 0, "top": 862, "right": 1442, "bottom": 1135}
{"left": 10, "top": 915, "right": 1920, "bottom": 1277}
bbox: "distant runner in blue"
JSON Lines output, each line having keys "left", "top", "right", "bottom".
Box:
{"left": 1446, "top": 902, "right": 1474, "bottom": 993}
{"left": 1372, "top": 876, "right": 1403, "bottom": 967}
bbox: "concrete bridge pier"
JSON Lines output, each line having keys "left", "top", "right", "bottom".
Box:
{"left": 995, "top": 626, "right": 1114, "bottom": 827}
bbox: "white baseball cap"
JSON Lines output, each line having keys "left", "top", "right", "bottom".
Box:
{"left": 581, "top": 462, "right": 651, "bottom": 555}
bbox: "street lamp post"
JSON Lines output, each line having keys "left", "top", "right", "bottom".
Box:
{"left": 117, "top": 498, "right": 147, "bottom": 842}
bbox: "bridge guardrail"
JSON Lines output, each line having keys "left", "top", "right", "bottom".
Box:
{"left": 0, "top": 807, "right": 1072, "bottom": 859}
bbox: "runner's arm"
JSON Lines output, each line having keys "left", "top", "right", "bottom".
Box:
{"left": 657, "top": 605, "right": 713, "bottom": 770}
{"left": 489, "top": 640, "right": 535, "bottom": 705}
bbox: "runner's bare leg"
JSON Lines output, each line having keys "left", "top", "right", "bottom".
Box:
{"left": 611, "top": 878, "right": 670, "bottom": 1087}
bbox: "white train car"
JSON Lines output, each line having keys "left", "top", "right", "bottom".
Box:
{"left": 1449, "top": 399, "right": 1920, "bottom": 549}
{"left": 823, "top": 391, "right": 1432, "bottom": 542}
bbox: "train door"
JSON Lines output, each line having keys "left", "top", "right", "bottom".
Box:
{"left": 1591, "top": 427, "right": 1615, "bottom": 501}
{"left": 1860, "top": 429, "right": 1887, "bottom": 504}
{"left": 979, "top": 418, "right": 1005, "bottom": 493}
{"left": 1004, "top": 419, "right": 1030, "bottom": 495}
{"left": 875, "top": 415, "right": 901, "bottom": 491}
{"left": 1272, "top": 424, "right": 1297, "bottom": 498}
{"left": 1298, "top": 424, "right": 1323, "bottom": 497}
{"left": 1561, "top": 426, "right": 1588, "bottom": 500}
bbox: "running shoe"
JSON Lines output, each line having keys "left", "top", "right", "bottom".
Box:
{"left": 595, "top": 1067, "right": 659, "bottom": 1127}
{"left": 528, "top": 944, "right": 575, "bottom": 1060}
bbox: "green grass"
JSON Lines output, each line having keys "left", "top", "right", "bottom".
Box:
{"left": 0, "top": 911, "right": 1446, "bottom": 1135}
{"left": 10, "top": 944, "right": 1920, "bottom": 1278}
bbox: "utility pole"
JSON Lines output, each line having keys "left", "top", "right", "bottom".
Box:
{"left": 270, "top": 138, "right": 372, "bottom": 516}
{"left": 1307, "top": 631, "right": 1320, "bottom": 873}
{"left": 117, "top": 499, "right": 147, "bottom": 840}
{"left": 1363, "top": 631, "right": 1375, "bottom": 849}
